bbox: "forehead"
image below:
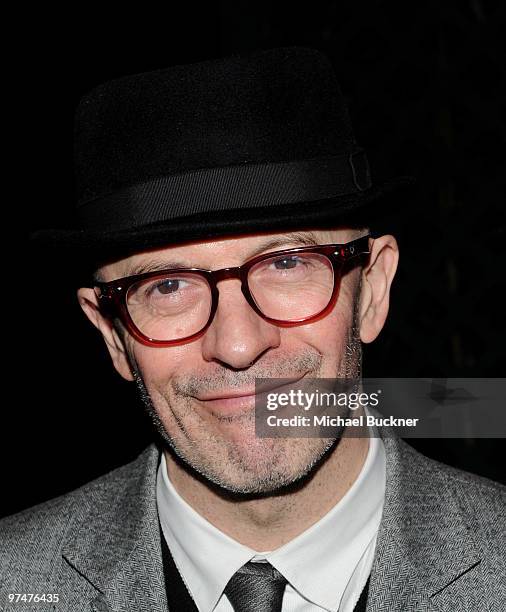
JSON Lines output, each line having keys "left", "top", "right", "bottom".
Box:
{"left": 98, "top": 227, "right": 359, "bottom": 282}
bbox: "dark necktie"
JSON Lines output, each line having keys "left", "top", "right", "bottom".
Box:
{"left": 223, "top": 561, "right": 288, "bottom": 612}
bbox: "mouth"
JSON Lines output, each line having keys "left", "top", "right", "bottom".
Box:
{"left": 197, "top": 393, "right": 258, "bottom": 417}
{"left": 194, "top": 373, "right": 308, "bottom": 418}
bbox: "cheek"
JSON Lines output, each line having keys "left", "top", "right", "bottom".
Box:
{"left": 129, "top": 342, "right": 199, "bottom": 390}
{"left": 288, "top": 280, "right": 357, "bottom": 363}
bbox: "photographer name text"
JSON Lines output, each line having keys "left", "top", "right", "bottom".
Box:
{"left": 266, "top": 414, "right": 420, "bottom": 427}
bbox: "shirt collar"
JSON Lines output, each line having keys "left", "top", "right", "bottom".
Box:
{"left": 265, "top": 434, "right": 385, "bottom": 610}
{"left": 157, "top": 432, "right": 385, "bottom": 612}
{"left": 157, "top": 452, "right": 257, "bottom": 610}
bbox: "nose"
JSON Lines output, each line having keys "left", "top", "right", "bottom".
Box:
{"left": 200, "top": 278, "right": 281, "bottom": 369}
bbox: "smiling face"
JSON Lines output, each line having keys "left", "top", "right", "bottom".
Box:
{"left": 78, "top": 227, "right": 398, "bottom": 494}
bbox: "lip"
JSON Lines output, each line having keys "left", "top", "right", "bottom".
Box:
{"left": 198, "top": 389, "right": 258, "bottom": 401}
{"left": 197, "top": 393, "right": 258, "bottom": 417}
{"left": 195, "top": 374, "right": 308, "bottom": 417}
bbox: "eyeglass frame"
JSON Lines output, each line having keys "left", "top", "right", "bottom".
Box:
{"left": 93, "top": 234, "right": 371, "bottom": 347}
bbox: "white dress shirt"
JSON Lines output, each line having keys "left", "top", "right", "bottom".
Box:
{"left": 157, "top": 429, "right": 386, "bottom": 612}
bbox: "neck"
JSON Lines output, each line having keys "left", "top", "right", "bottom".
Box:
{"left": 163, "top": 429, "right": 369, "bottom": 551}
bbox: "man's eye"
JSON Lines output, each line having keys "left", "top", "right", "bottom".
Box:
{"left": 272, "top": 256, "right": 301, "bottom": 270}
{"left": 152, "top": 278, "right": 187, "bottom": 295}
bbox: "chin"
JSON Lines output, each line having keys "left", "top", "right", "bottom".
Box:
{"left": 194, "top": 436, "right": 335, "bottom": 495}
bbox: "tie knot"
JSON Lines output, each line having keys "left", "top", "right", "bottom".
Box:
{"left": 224, "top": 561, "right": 288, "bottom": 612}
{"left": 236, "top": 560, "right": 287, "bottom": 582}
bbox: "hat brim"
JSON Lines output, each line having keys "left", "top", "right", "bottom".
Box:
{"left": 30, "top": 176, "right": 414, "bottom": 274}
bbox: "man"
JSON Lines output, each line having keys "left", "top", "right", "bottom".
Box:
{"left": 1, "top": 47, "right": 504, "bottom": 612}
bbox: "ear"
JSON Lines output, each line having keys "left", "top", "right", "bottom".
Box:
{"left": 76, "top": 287, "right": 135, "bottom": 381}
{"left": 358, "top": 235, "right": 399, "bottom": 344}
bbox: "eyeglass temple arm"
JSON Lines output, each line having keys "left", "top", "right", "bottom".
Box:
{"left": 91, "top": 284, "right": 117, "bottom": 317}
{"left": 340, "top": 235, "right": 371, "bottom": 260}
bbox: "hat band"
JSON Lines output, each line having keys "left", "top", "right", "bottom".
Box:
{"left": 77, "top": 149, "right": 371, "bottom": 231}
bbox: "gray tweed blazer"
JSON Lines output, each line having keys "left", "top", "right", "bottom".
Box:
{"left": 0, "top": 432, "right": 504, "bottom": 612}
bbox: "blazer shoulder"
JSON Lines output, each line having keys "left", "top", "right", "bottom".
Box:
{"left": 399, "top": 438, "right": 505, "bottom": 499}
{"left": 0, "top": 444, "right": 157, "bottom": 582}
{"left": 397, "top": 439, "right": 505, "bottom": 551}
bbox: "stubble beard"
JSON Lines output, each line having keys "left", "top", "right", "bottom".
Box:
{"left": 129, "top": 288, "right": 363, "bottom": 496}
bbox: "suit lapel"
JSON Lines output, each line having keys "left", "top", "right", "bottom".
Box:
{"left": 59, "top": 444, "right": 168, "bottom": 612}
{"left": 366, "top": 430, "right": 483, "bottom": 612}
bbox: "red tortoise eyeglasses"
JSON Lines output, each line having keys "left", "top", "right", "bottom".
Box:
{"left": 94, "top": 235, "right": 370, "bottom": 347}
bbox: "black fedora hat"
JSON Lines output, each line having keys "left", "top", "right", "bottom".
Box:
{"left": 31, "top": 46, "right": 413, "bottom": 268}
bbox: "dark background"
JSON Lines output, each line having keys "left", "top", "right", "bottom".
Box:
{"left": 4, "top": 1, "right": 505, "bottom": 518}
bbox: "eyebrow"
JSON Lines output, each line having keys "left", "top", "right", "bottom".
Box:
{"left": 124, "top": 231, "right": 323, "bottom": 276}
